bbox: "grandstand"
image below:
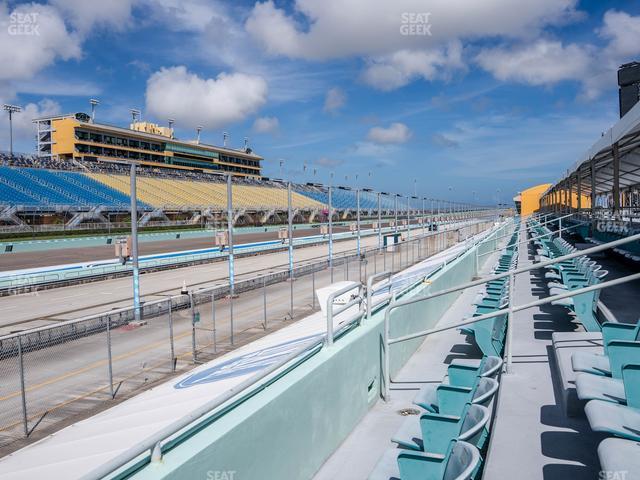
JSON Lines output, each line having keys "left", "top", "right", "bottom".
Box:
{"left": 0, "top": 154, "right": 464, "bottom": 230}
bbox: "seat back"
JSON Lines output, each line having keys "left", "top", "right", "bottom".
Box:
{"left": 443, "top": 440, "right": 481, "bottom": 480}
{"left": 472, "top": 377, "right": 499, "bottom": 406}
{"left": 458, "top": 404, "right": 490, "bottom": 447}
{"left": 622, "top": 364, "right": 640, "bottom": 409}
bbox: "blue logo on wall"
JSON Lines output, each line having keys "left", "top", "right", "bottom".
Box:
{"left": 174, "top": 334, "right": 321, "bottom": 389}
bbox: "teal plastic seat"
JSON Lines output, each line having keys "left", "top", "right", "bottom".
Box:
{"left": 597, "top": 438, "right": 640, "bottom": 480}
{"left": 585, "top": 364, "right": 640, "bottom": 442}
{"left": 369, "top": 440, "right": 480, "bottom": 480}
{"left": 391, "top": 403, "right": 490, "bottom": 453}
{"left": 413, "top": 377, "right": 499, "bottom": 415}
{"left": 572, "top": 321, "right": 640, "bottom": 376}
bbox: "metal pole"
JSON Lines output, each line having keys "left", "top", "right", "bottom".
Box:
{"left": 211, "top": 292, "right": 217, "bottom": 352}
{"left": 8, "top": 110, "right": 13, "bottom": 156}
{"left": 394, "top": 195, "right": 398, "bottom": 233}
{"left": 190, "top": 293, "right": 196, "bottom": 363}
{"left": 106, "top": 316, "right": 114, "bottom": 398}
{"left": 169, "top": 299, "right": 175, "bottom": 369}
{"left": 311, "top": 269, "right": 316, "bottom": 309}
{"left": 227, "top": 174, "right": 235, "bottom": 345}
{"left": 130, "top": 164, "right": 141, "bottom": 322}
{"left": 17, "top": 335, "right": 28, "bottom": 437}
{"left": 377, "top": 192, "right": 382, "bottom": 251}
{"left": 356, "top": 189, "right": 361, "bottom": 256}
{"left": 263, "top": 276, "right": 268, "bottom": 328}
{"left": 287, "top": 182, "right": 294, "bottom": 277}
{"left": 506, "top": 270, "right": 515, "bottom": 373}
{"left": 328, "top": 185, "right": 333, "bottom": 282}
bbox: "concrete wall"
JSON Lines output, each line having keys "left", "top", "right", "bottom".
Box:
{"left": 127, "top": 225, "right": 508, "bottom": 480}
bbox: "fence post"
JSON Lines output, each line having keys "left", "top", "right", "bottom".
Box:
{"left": 17, "top": 335, "right": 28, "bottom": 437}
{"left": 506, "top": 271, "right": 515, "bottom": 373}
{"left": 263, "top": 276, "right": 268, "bottom": 328}
{"left": 311, "top": 269, "right": 316, "bottom": 309}
{"left": 190, "top": 293, "right": 197, "bottom": 364}
{"left": 212, "top": 292, "right": 217, "bottom": 353}
{"left": 169, "top": 299, "right": 175, "bottom": 371}
{"left": 106, "top": 316, "right": 114, "bottom": 398}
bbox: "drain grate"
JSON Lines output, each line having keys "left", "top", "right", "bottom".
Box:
{"left": 397, "top": 408, "right": 421, "bottom": 416}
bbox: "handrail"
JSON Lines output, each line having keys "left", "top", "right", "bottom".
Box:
{"left": 477, "top": 220, "right": 589, "bottom": 258}
{"left": 533, "top": 212, "right": 576, "bottom": 228}
{"left": 387, "top": 270, "right": 640, "bottom": 350}
{"left": 382, "top": 229, "right": 640, "bottom": 400}
{"left": 389, "top": 231, "right": 640, "bottom": 311}
{"left": 367, "top": 271, "right": 393, "bottom": 321}
{"left": 325, "top": 282, "right": 364, "bottom": 346}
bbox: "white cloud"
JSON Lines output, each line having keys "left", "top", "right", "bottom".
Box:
{"left": 362, "top": 41, "right": 464, "bottom": 90}
{"left": 599, "top": 10, "right": 640, "bottom": 58}
{"left": 253, "top": 116, "right": 279, "bottom": 134}
{"left": 0, "top": 3, "right": 81, "bottom": 82}
{"left": 475, "top": 40, "right": 592, "bottom": 86}
{"left": 246, "top": 0, "right": 579, "bottom": 61}
{"left": 50, "top": 0, "right": 135, "bottom": 33}
{"left": 140, "top": 0, "right": 224, "bottom": 32}
{"left": 323, "top": 87, "right": 346, "bottom": 113}
{"left": 145, "top": 66, "right": 268, "bottom": 129}
{"left": 367, "top": 122, "right": 412, "bottom": 144}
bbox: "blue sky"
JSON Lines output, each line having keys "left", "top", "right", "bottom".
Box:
{"left": 1, "top": 0, "right": 640, "bottom": 204}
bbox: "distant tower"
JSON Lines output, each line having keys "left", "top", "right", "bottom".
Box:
{"left": 129, "top": 108, "right": 140, "bottom": 125}
{"left": 168, "top": 118, "right": 175, "bottom": 139}
{"left": 196, "top": 126, "right": 203, "bottom": 144}
{"left": 618, "top": 61, "right": 640, "bottom": 118}
{"left": 223, "top": 132, "right": 228, "bottom": 148}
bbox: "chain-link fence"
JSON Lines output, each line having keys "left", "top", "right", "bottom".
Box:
{"left": 0, "top": 218, "right": 493, "bottom": 452}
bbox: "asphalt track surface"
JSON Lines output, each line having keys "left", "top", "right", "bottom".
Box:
{"left": 0, "top": 225, "right": 354, "bottom": 271}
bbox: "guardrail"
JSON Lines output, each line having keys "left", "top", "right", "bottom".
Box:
{"left": 76, "top": 219, "right": 501, "bottom": 480}
{"left": 381, "top": 224, "right": 640, "bottom": 400}
{"left": 0, "top": 217, "right": 497, "bottom": 456}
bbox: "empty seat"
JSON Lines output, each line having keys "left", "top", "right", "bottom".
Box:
{"left": 369, "top": 440, "right": 480, "bottom": 480}
{"left": 597, "top": 438, "right": 640, "bottom": 480}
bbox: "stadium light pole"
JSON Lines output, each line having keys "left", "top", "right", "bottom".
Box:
{"left": 129, "top": 163, "right": 141, "bottom": 322}
{"left": 227, "top": 173, "right": 235, "bottom": 345}
{"left": 328, "top": 182, "right": 334, "bottom": 282}
{"left": 3, "top": 104, "right": 21, "bottom": 156}
{"left": 422, "top": 197, "right": 426, "bottom": 235}
{"left": 356, "top": 187, "right": 361, "bottom": 256}
{"left": 89, "top": 99, "right": 99, "bottom": 123}
{"left": 377, "top": 191, "right": 382, "bottom": 251}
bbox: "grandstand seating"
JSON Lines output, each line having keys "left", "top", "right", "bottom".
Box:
{"left": 368, "top": 232, "right": 520, "bottom": 480}
{"left": 85, "top": 173, "right": 325, "bottom": 209}
{"left": 0, "top": 166, "right": 133, "bottom": 207}
{"left": 528, "top": 218, "right": 608, "bottom": 332}
{"left": 294, "top": 186, "right": 398, "bottom": 210}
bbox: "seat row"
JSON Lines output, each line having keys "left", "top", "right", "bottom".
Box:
{"left": 460, "top": 228, "right": 520, "bottom": 358}
{"left": 528, "top": 218, "right": 607, "bottom": 332}
{"left": 369, "top": 227, "right": 520, "bottom": 479}
{"left": 571, "top": 318, "right": 640, "bottom": 477}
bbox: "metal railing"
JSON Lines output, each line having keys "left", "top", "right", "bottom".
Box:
{"left": 381, "top": 225, "right": 640, "bottom": 400}
{"left": 0, "top": 219, "right": 496, "bottom": 450}
{"left": 75, "top": 222, "right": 498, "bottom": 480}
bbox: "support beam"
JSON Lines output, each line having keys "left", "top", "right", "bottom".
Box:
{"left": 590, "top": 157, "right": 597, "bottom": 216}
{"left": 613, "top": 142, "right": 620, "bottom": 216}
{"left": 576, "top": 171, "right": 582, "bottom": 211}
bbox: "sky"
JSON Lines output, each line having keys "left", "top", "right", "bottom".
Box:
{"left": 1, "top": 0, "right": 640, "bottom": 205}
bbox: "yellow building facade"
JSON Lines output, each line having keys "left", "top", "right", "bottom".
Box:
{"left": 34, "top": 113, "right": 262, "bottom": 178}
